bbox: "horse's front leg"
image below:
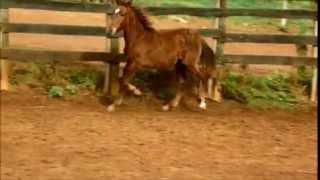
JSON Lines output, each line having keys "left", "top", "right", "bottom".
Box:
{"left": 121, "top": 61, "right": 142, "bottom": 96}
{"left": 107, "top": 61, "right": 141, "bottom": 112}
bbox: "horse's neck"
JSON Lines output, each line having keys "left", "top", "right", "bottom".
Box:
{"left": 123, "top": 11, "right": 149, "bottom": 49}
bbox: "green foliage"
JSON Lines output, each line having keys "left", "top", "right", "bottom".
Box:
{"left": 297, "top": 65, "right": 312, "bottom": 94}
{"left": 48, "top": 84, "right": 79, "bottom": 98}
{"left": 46, "top": 69, "right": 104, "bottom": 98}
{"left": 48, "top": 86, "right": 64, "bottom": 98}
{"left": 65, "top": 84, "right": 78, "bottom": 95}
{"left": 10, "top": 62, "right": 104, "bottom": 98}
{"left": 221, "top": 72, "right": 306, "bottom": 109}
{"left": 66, "top": 70, "right": 103, "bottom": 90}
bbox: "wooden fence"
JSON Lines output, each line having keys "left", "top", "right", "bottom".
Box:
{"left": 0, "top": 0, "right": 318, "bottom": 101}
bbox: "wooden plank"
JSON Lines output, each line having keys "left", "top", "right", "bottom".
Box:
{"left": 1, "top": 23, "right": 317, "bottom": 46}
{"left": 1, "top": 48, "right": 316, "bottom": 66}
{"left": 0, "top": 48, "right": 127, "bottom": 62}
{"left": 1, "top": 23, "right": 106, "bottom": 36}
{"left": 3, "top": 0, "right": 110, "bottom": 13}
{"left": 146, "top": 7, "right": 317, "bottom": 19}
{"left": 0, "top": 9, "right": 10, "bottom": 91}
{"left": 223, "top": 33, "right": 317, "bottom": 45}
{"left": 2, "top": 0, "right": 317, "bottom": 19}
{"left": 1, "top": 22, "right": 216, "bottom": 37}
{"left": 224, "top": 54, "right": 317, "bottom": 66}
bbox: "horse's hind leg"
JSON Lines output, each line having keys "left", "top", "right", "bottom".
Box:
{"left": 186, "top": 64, "right": 208, "bottom": 110}
{"left": 162, "top": 60, "right": 187, "bottom": 111}
{"left": 162, "top": 75, "right": 184, "bottom": 111}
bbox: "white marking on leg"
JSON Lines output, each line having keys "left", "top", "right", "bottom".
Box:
{"left": 171, "top": 93, "right": 183, "bottom": 107}
{"left": 114, "top": 8, "right": 120, "bottom": 14}
{"left": 133, "top": 89, "right": 142, "bottom": 96}
{"left": 128, "top": 83, "right": 136, "bottom": 91}
{"left": 107, "top": 104, "right": 116, "bottom": 112}
{"left": 162, "top": 104, "right": 170, "bottom": 111}
{"left": 128, "top": 83, "right": 142, "bottom": 96}
{"left": 199, "top": 99, "right": 207, "bottom": 110}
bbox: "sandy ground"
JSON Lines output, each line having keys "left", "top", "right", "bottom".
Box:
{"left": 1, "top": 89, "right": 318, "bottom": 180}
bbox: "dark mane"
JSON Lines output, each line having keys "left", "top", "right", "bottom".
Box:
{"left": 131, "top": 6, "right": 155, "bottom": 32}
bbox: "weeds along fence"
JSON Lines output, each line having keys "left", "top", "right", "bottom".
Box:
{"left": 0, "top": 0, "right": 318, "bottom": 100}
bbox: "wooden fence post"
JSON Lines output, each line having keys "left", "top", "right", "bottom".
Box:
{"left": 281, "top": 0, "right": 288, "bottom": 30}
{"left": 108, "top": 38, "right": 120, "bottom": 96}
{"left": 207, "top": 0, "right": 220, "bottom": 100}
{"left": 0, "top": 8, "right": 10, "bottom": 91}
{"left": 210, "top": 0, "right": 226, "bottom": 103}
{"left": 310, "top": 0, "right": 317, "bottom": 102}
{"left": 104, "top": 0, "right": 120, "bottom": 97}
{"left": 311, "top": 20, "right": 318, "bottom": 102}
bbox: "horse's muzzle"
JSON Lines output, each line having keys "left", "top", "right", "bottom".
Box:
{"left": 107, "top": 28, "right": 120, "bottom": 38}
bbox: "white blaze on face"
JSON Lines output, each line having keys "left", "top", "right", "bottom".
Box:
{"left": 111, "top": 8, "right": 121, "bottom": 35}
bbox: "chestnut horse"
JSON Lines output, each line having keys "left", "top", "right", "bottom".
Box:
{"left": 106, "top": 0, "right": 217, "bottom": 112}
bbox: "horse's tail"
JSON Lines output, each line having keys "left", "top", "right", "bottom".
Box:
{"left": 200, "top": 39, "right": 222, "bottom": 101}
{"left": 200, "top": 38, "right": 217, "bottom": 79}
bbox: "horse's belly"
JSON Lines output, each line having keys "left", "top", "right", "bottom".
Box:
{"left": 142, "top": 55, "right": 177, "bottom": 69}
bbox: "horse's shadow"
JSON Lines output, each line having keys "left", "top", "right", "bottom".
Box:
{"left": 97, "top": 65, "right": 201, "bottom": 111}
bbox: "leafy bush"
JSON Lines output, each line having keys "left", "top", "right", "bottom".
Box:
{"left": 66, "top": 70, "right": 103, "bottom": 90}
{"left": 48, "top": 86, "right": 64, "bottom": 98}
{"left": 221, "top": 72, "right": 304, "bottom": 109}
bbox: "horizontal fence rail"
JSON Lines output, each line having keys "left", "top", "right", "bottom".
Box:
{"left": 2, "top": 0, "right": 317, "bottom": 19}
{"left": 0, "top": 48, "right": 317, "bottom": 66}
{"left": 1, "top": 23, "right": 317, "bottom": 45}
{"left": 146, "top": 7, "right": 317, "bottom": 19}
{"left": 224, "top": 54, "right": 317, "bottom": 66}
{"left": 0, "top": 48, "right": 127, "bottom": 63}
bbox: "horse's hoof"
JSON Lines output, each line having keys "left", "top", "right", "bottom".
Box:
{"left": 115, "top": 98, "right": 123, "bottom": 106}
{"left": 199, "top": 101, "right": 207, "bottom": 110}
{"left": 162, "top": 104, "right": 171, "bottom": 111}
{"left": 107, "top": 104, "right": 116, "bottom": 112}
{"left": 133, "top": 89, "right": 143, "bottom": 96}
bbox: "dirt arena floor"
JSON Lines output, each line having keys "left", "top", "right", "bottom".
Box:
{"left": 1, "top": 8, "right": 318, "bottom": 180}
{"left": 0, "top": 89, "right": 318, "bottom": 180}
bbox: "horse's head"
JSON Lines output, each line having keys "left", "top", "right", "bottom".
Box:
{"left": 107, "top": 0, "right": 132, "bottom": 36}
